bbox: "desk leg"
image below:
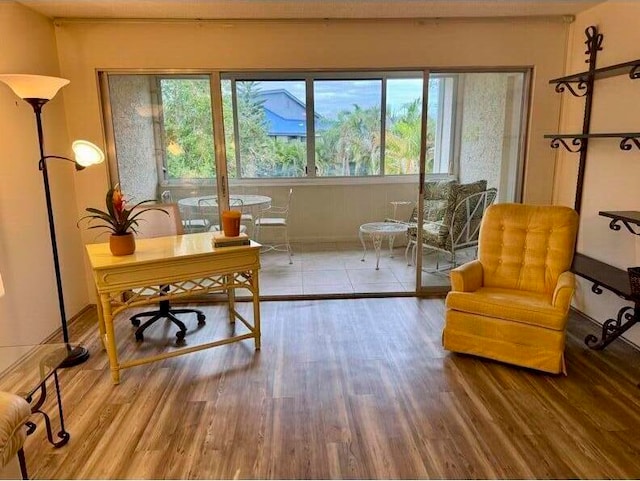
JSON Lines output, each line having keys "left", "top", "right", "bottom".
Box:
{"left": 228, "top": 275, "right": 236, "bottom": 325}
{"left": 100, "top": 293, "right": 120, "bottom": 385}
{"left": 95, "top": 287, "right": 106, "bottom": 351}
{"left": 252, "top": 270, "right": 261, "bottom": 350}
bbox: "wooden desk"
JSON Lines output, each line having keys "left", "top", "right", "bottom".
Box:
{"left": 85, "top": 233, "right": 261, "bottom": 384}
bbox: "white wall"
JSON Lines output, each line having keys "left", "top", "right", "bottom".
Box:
{"left": 553, "top": 1, "right": 640, "bottom": 345}
{"left": 0, "top": 1, "right": 88, "bottom": 345}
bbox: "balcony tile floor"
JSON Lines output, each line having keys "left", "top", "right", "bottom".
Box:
{"left": 251, "top": 241, "right": 467, "bottom": 296}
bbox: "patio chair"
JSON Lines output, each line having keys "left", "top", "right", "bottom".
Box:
{"left": 199, "top": 196, "right": 248, "bottom": 234}
{"left": 254, "top": 188, "right": 293, "bottom": 264}
{"left": 161, "top": 190, "right": 210, "bottom": 233}
{"left": 407, "top": 180, "right": 497, "bottom": 270}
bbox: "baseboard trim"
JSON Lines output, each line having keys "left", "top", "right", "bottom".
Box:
{"left": 41, "top": 304, "right": 95, "bottom": 344}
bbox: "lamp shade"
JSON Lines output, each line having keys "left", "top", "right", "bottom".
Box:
{"left": 0, "top": 74, "right": 69, "bottom": 100}
{"left": 72, "top": 140, "right": 105, "bottom": 167}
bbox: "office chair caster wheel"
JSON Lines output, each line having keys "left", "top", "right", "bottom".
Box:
{"left": 131, "top": 318, "right": 140, "bottom": 327}
{"left": 135, "top": 332, "right": 144, "bottom": 342}
{"left": 197, "top": 314, "right": 206, "bottom": 326}
{"left": 176, "top": 330, "right": 186, "bottom": 346}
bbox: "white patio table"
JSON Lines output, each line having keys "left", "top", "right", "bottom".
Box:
{"left": 359, "top": 221, "right": 409, "bottom": 270}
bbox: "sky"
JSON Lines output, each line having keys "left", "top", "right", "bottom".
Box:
{"left": 253, "top": 78, "right": 440, "bottom": 119}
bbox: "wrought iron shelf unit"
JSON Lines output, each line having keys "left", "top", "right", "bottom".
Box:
{"left": 550, "top": 58, "right": 640, "bottom": 85}
{"left": 571, "top": 253, "right": 638, "bottom": 350}
{"left": 546, "top": 25, "right": 639, "bottom": 213}
{"left": 548, "top": 26, "right": 640, "bottom": 350}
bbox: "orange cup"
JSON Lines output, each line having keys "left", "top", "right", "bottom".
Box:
{"left": 221, "top": 210, "right": 242, "bottom": 237}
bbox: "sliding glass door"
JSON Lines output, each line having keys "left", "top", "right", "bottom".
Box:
{"left": 417, "top": 70, "right": 529, "bottom": 292}
{"left": 99, "top": 68, "right": 529, "bottom": 297}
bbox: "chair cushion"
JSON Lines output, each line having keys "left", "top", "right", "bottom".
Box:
{"left": 255, "top": 217, "right": 286, "bottom": 226}
{"left": 0, "top": 392, "right": 30, "bottom": 468}
{"left": 408, "top": 180, "right": 488, "bottom": 250}
{"left": 424, "top": 179, "right": 458, "bottom": 223}
{"left": 443, "top": 180, "right": 486, "bottom": 246}
{"left": 445, "top": 286, "right": 568, "bottom": 330}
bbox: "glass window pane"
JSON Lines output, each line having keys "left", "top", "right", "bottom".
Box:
{"left": 314, "top": 79, "right": 382, "bottom": 177}
{"left": 159, "top": 77, "right": 215, "bottom": 180}
{"left": 385, "top": 78, "right": 423, "bottom": 175}
{"left": 232, "top": 80, "right": 307, "bottom": 178}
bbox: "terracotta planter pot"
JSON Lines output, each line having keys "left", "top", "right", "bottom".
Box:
{"left": 109, "top": 232, "right": 136, "bottom": 256}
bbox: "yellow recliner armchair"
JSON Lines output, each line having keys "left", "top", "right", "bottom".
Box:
{"left": 442, "top": 203, "right": 579, "bottom": 374}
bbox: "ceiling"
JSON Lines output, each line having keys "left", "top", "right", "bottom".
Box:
{"left": 18, "top": 0, "right": 603, "bottom": 20}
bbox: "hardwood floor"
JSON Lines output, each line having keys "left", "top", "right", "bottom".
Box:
{"left": 20, "top": 298, "right": 640, "bottom": 479}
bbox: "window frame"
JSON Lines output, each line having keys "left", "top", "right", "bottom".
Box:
{"left": 221, "top": 70, "right": 455, "bottom": 181}
{"left": 99, "top": 67, "right": 531, "bottom": 190}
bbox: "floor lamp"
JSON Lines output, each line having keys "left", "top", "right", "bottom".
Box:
{"left": 0, "top": 74, "right": 105, "bottom": 368}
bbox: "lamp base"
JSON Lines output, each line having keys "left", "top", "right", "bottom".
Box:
{"left": 59, "top": 345, "right": 90, "bottom": 368}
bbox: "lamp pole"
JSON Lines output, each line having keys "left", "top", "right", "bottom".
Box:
{"left": 0, "top": 74, "right": 103, "bottom": 368}
{"left": 27, "top": 97, "right": 90, "bottom": 367}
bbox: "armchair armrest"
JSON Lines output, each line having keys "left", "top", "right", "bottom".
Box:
{"left": 449, "top": 260, "right": 483, "bottom": 292}
{"left": 0, "top": 392, "right": 30, "bottom": 467}
{"left": 552, "top": 271, "right": 576, "bottom": 312}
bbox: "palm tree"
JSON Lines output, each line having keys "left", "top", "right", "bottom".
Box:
{"left": 385, "top": 99, "right": 435, "bottom": 174}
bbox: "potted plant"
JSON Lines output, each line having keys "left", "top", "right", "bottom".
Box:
{"left": 79, "top": 186, "right": 167, "bottom": 256}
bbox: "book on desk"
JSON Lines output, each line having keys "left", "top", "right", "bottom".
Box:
{"left": 212, "top": 232, "right": 251, "bottom": 248}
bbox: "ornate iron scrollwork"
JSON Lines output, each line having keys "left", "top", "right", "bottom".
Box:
{"left": 629, "top": 64, "right": 640, "bottom": 80}
{"left": 620, "top": 137, "right": 640, "bottom": 151}
{"left": 584, "top": 25, "right": 604, "bottom": 60}
{"left": 550, "top": 137, "right": 585, "bottom": 153}
{"left": 608, "top": 219, "right": 621, "bottom": 232}
{"left": 24, "top": 371, "right": 70, "bottom": 448}
{"left": 554, "top": 80, "right": 589, "bottom": 97}
{"left": 591, "top": 283, "right": 604, "bottom": 295}
{"left": 585, "top": 305, "right": 637, "bottom": 350}
{"left": 607, "top": 218, "right": 640, "bottom": 236}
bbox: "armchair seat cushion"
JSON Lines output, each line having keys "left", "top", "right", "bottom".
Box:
{"left": 446, "top": 287, "right": 567, "bottom": 331}
{"left": 407, "top": 221, "right": 446, "bottom": 248}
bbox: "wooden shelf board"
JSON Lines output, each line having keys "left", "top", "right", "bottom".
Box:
{"left": 572, "top": 253, "right": 632, "bottom": 300}
{"left": 599, "top": 211, "right": 640, "bottom": 226}
{"left": 544, "top": 133, "right": 640, "bottom": 139}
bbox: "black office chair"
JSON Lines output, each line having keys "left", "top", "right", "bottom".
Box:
{"left": 129, "top": 203, "right": 205, "bottom": 345}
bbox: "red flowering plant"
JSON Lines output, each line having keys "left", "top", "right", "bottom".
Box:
{"left": 78, "top": 185, "right": 167, "bottom": 236}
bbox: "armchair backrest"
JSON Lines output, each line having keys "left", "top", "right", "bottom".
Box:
{"left": 479, "top": 203, "right": 579, "bottom": 295}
